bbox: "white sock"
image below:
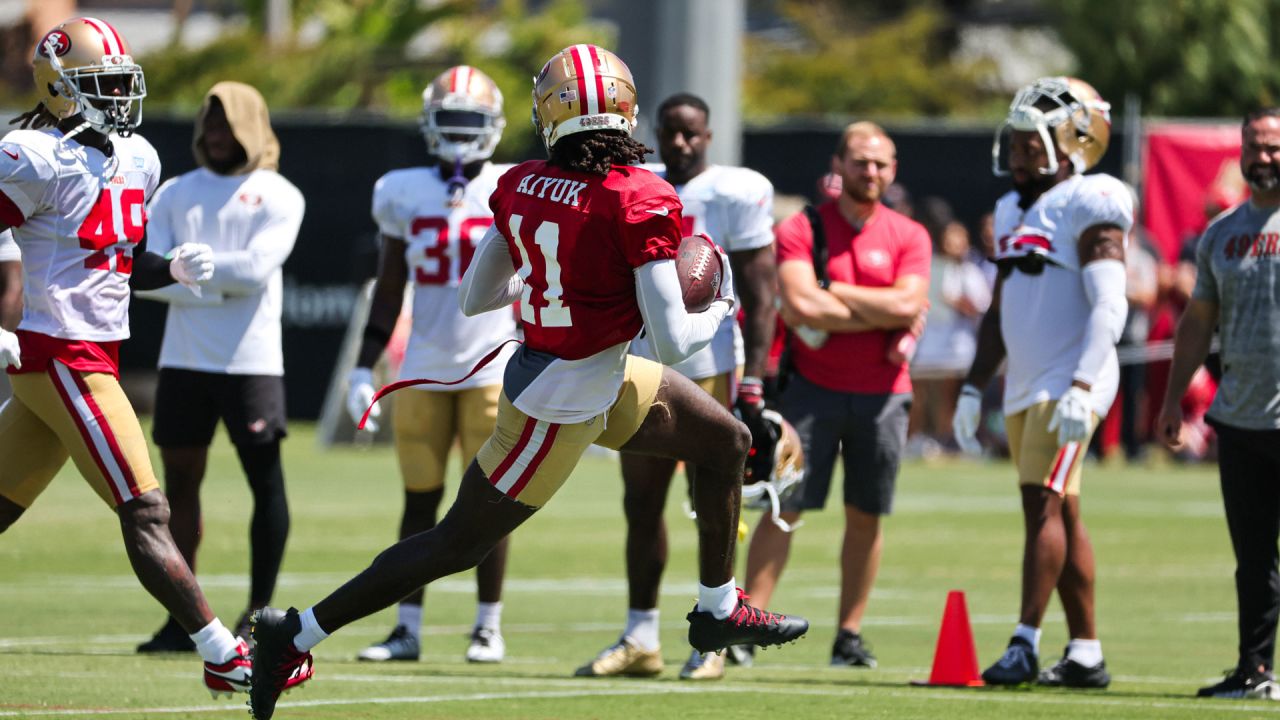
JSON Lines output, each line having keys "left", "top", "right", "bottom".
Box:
{"left": 1066, "top": 638, "right": 1103, "bottom": 667}
{"left": 697, "top": 579, "right": 738, "bottom": 620}
{"left": 189, "top": 618, "right": 239, "bottom": 664}
{"left": 292, "top": 607, "right": 329, "bottom": 653}
{"left": 475, "top": 602, "right": 503, "bottom": 631}
{"left": 1013, "top": 623, "right": 1041, "bottom": 655}
{"left": 624, "top": 608, "right": 660, "bottom": 651}
{"left": 397, "top": 603, "right": 423, "bottom": 639}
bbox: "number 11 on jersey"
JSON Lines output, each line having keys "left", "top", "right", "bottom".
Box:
{"left": 509, "top": 213, "right": 572, "bottom": 328}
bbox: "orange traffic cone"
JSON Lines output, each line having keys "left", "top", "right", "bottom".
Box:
{"left": 913, "top": 590, "right": 984, "bottom": 687}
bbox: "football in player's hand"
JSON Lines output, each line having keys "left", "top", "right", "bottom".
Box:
{"left": 676, "top": 234, "right": 722, "bottom": 312}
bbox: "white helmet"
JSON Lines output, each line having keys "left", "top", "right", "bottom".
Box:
{"left": 420, "top": 65, "right": 505, "bottom": 164}
{"left": 992, "top": 76, "right": 1111, "bottom": 177}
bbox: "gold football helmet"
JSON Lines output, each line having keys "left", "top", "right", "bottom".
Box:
{"left": 421, "top": 65, "right": 505, "bottom": 164}
{"left": 531, "top": 44, "right": 638, "bottom": 150}
{"left": 992, "top": 76, "right": 1110, "bottom": 177}
{"left": 32, "top": 17, "right": 146, "bottom": 136}
{"left": 742, "top": 409, "right": 806, "bottom": 532}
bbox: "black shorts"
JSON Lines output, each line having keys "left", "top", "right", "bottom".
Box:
{"left": 152, "top": 368, "right": 287, "bottom": 448}
{"left": 779, "top": 373, "right": 910, "bottom": 516}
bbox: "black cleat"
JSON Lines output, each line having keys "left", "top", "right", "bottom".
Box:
{"left": 725, "top": 644, "right": 755, "bottom": 667}
{"left": 686, "top": 588, "right": 808, "bottom": 654}
{"left": 248, "top": 607, "right": 314, "bottom": 720}
{"left": 1197, "top": 666, "right": 1280, "bottom": 699}
{"left": 982, "top": 636, "right": 1038, "bottom": 685}
{"left": 1037, "top": 650, "right": 1110, "bottom": 688}
{"left": 136, "top": 617, "right": 196, "bottom": 654}
{"left": 830, "top": 629, "right": 877, "bottom": 668}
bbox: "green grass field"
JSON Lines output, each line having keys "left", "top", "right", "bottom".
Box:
{"left": 0, "top": 423, "right": 1270, "bottom": 718}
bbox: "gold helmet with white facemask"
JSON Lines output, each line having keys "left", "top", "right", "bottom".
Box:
{"left": 32, "top": 17, "right": 146, "bottom": 137}
{"left": 992, "top": 76, "right": 1111, "bottom": 177}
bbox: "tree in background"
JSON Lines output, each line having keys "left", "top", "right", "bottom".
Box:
{"left": 1056, "top": 0, "right": 1280, "bottom": 116}
{"left": 742, "top": 0, "right": 1004, "bottom": 121}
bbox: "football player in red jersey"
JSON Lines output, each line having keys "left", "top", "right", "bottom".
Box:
{"left": 0, "top": 17, "right": 251, "bottom": 699}
{"left": 247, "top": 44, "right": 808, "bottom": 720}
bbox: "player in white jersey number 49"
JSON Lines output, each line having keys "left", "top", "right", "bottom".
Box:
{"left": 0, "top": 16, "right": 249, "bottom": 702}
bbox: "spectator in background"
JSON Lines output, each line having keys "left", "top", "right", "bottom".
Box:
{"left": 744, "top": 121, "right": 930, "bottom": 668}
{"left": 1116, "top": 230, "right": 1159, "bottom": 460}
{"left": 135, "top": 82, "right": 304, "bottom": 651}
{"left": 908, "top": 202, "right": 991, "bottom": 457}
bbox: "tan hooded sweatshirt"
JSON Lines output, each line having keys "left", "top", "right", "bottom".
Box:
{"left": 193, "top": 81, "right": 280, "bottom": 174}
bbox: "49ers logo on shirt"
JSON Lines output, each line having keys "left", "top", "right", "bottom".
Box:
{"left": 78, "top": 187, "right": 145, "bottom": 274}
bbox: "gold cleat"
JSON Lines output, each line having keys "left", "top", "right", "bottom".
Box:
{"left": 574, "top": 637, "right": 663, "bottom": 677}
{"left": 679, "top": 649, "right": 725, "bottom": 680}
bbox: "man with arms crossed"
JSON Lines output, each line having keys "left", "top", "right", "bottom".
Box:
{"left": 954, "top": 76, "right": 1131, "bottom": 688}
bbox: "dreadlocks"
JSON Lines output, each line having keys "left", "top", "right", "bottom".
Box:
{"left": 10, "top": 102, "right": 58, "bottom": 131}
{"left": 548, "top": 131, "right": 651, "bottom": 176}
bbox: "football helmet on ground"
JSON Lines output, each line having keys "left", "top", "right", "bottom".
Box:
{"left": 531, "top": 44, "right": 638, "bottom": 150}
{"left": 992, "top": 76, "right": 1110, "bottom": 177}
{"left": 32, "top": 17, "right": 146, "bottom": 137}
{"left": 742, "top": 409, "right": 805, "bottom": 532}
{"left": 420, "top": 65, "right": 505, "bottom": 165}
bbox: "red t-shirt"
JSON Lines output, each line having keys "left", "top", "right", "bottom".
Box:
{"left": 490, "top": 160, "right": 681, "bottom": 361}
{"left": 775, "top": 201, "right": 930, "bottom": 394}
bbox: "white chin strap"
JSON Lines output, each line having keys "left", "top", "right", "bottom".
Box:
{"left": 684, "top": 489, "right": 804, "bottom": 534}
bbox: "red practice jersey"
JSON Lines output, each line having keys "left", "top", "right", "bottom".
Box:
{"left": 489, "top": 159, "right": 682, "bottom": 360}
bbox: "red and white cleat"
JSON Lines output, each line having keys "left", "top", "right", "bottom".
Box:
{"left": 203, "top": 637, "right": 252, "bottom": 698}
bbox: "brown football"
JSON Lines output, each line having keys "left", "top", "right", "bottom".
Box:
{"left": 676, "top": 234, "right": 722, "bottom": 312}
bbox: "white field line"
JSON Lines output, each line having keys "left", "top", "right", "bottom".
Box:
{"left": 2, "top": 679, "right": 1278, "bottom": 717}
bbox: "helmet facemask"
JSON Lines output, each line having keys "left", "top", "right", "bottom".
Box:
{"left": 420, "top": 66, "right": 505, "bottom": 166}
{"left": 38, "top": 31, "right": 146, "bottom": 138}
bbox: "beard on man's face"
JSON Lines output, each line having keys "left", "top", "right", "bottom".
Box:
{"left": 1246, "top": 161, "right": 1280, "bottom": 192}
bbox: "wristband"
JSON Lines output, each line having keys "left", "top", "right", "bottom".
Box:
{"left": 738, "top": 376, "right": 765, "bottom": 407}
{"left": 960, "top": 383, "right": 982, "bottom": 399}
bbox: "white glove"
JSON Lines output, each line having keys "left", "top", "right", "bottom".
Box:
{"left": 713, "top": 244, "right": 736, "bottom": 310}
{"left": 0, "top": 328, "right": 20, "bottom": 370}
{"left": 169, "top": 243, "right": 215, "bottom": 294}
{"left": 793, "top": 324, "right": 828, "bottom": 349}
{"left": 952, "top": 383, "right": 983, "bottom": 455}
{"left": 1047, "top": 385, "right": 1093, "bottom": 446}
{"left": 347, "top": 367, "right": 381, "bottom": 433}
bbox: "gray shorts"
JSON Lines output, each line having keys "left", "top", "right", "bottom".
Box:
{"left": 780, "top": 373, "right": 910, "bottom": 515}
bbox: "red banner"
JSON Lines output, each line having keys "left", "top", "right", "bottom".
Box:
{"left": 1142, "top": 122, "right": 1244, "bottom": 263}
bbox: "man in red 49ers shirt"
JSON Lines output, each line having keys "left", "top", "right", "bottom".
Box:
{"left": 246, "top": 44, "right": 808, "bottom": 720}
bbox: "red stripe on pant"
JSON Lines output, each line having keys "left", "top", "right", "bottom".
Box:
{"left": 69, "top": 370, "right": 141, "bottom": 499}
{"left": 48, "top": 366, "right": 125, "bottom": 505}
{"left": 489, "top": 416, "right": 537, "bottom": 491}
{"left": 506, "top": 423, "right": 560, "bottom": 499}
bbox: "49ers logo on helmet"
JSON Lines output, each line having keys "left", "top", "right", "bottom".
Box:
{"left": 38, "top": 30, "right": 71, "bottom": 57}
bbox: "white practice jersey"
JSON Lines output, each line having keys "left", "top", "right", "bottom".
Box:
{"left": 628, "top": 164, "right": 774, "bottom": 380}
{"left": 993, "top": 173, "right": 1133, "bottom": 416}
{"left": 0, "top": 128, "right": 160, "bottom": 341}
{"left": 373, "top": 163, "right": 518, "bottom": 389}
{"left": 142, "top": 167, "right": 304, "bottom": 375}
{"left": 0, "top": 230, "right": 18, "bottom": 262}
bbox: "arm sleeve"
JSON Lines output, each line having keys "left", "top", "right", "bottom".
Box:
{"left": 204, "top": 184, "right": 304, "bottom": 294}
{"left": 135, "top": 283, "right": 225, "bottom": 306}
{"left": 1073, "top": 258, "right": 1129, "bottom": 386}
{"left": 459, "top": 223, "right": 524, "bottom": 316}
{"left": 634, "top": 259, "right": 733, "bottom": 365}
